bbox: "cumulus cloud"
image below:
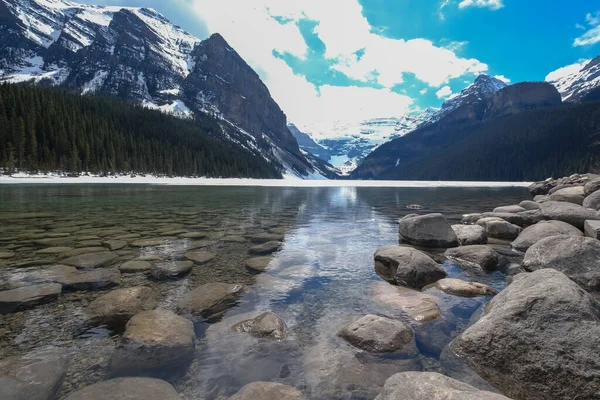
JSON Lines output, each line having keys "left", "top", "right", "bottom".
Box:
{"left": 574, "top": 11, "right": 600, "bottom": 47}
{"left": 458, "top": 0, "right": 504, "bottom": 10}
{"left": 436, "top": 86, "right": 453, "bottom": 99}
{"left": 494, "top": 75, "right": 511, "bottom": 83}
{"left": 545, "top": 60, "right": 589, "bottom": 82}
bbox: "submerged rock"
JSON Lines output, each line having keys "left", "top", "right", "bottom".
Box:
{"left": 424, "top": 278, "right": 498, "bottom": 297}
{"left": 450, "top": 269, "right": 600, "bottom": 400}
{"left": 65, "top": 377, "right": 179, "bottom": 400}
{"left": 371, "top": 281, "right": 441, "bottom": 322}
{"left": 245, "top": 256, "right": 273, "bottom": 272}
{"left": 177, "top": 282, "right": 244, "bottom": 319}
{"left": 338, "top": 314, "right": 415, "bottom": 353}
{"left": 227, "top": 382, "right": 302, "bottom": 400}
{"left": 103, "top": 240, "right": 128, "bottom": 251}
{"left": 374, "top": 246, "right": 447, "bottom": 289}
{"left": 249, "top": 233, "right": 285, "bottom": 243}
{"left": 0, "top": 283, "right": 62, "bottom": 314}
{"left": 510, "top": 220, "right": 583, "bottom": 252}
{"left": 249, "top": 241, "right": 282, "bottom": 255}
{"left": 119, "top": 260, "right": 152, "bottom": 273}
{"left": 232, "top": 312, "right": 287, "bottom": 340}
{"left": 451, "top": 224, "right": 487, "bottom": 245}
{"left": 444, "top": 245, "right": 504, "bottom": 272}
{"left": 61, "top": 251, "right": 118, "bottom": 269}
{"left": 87, "top": 286, "right": 157, "bottom": 329}
{"left": 399, "top": 213, "right": 459, "bottom": 248}
{"left": 150, "top": 261, "right": 193, "bottom": 279}
{"left": 184, "top": 251, "right": 216, "bottom": 264}
{"left": 41, "top": 265, "right": 121, "bottom": 291}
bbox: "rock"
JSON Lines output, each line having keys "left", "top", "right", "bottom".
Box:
{"left": 184, "top": 251, "right": 216, "bottom": 264}
{"left": 444, "top": 245, "right": 504, "bottom": 271}
{"left": 61, "top": 247, "right": 106, "bottom": 257}
{"left": 231, "top": 312, "right": 287, "bottom": 340}
{"left": 519, "top": 200, "right": 540, "bottom": 210}
{"left": 177, "top": 282, "right": 244, "bottom": 319}
{"left": 374, "top": 371, "right": 511, "bottom": 400}
{"left": 450, "top": 269, "right": 600, "bottom": 400}
{"left": 539, "top": 201, "right": 600, "bottom": 229}
{"left": 41, "top": 265, "right": 121, "bottom": 291}
{"left": 34, "top": 247, "right": 72, "bottom": 255}
{"left": 103, "top": 240, "right": 127, "bottom": 251}
{"left": 150, "top": 261, "right": 193, "bottom": 279}
{"left": 533, "top": 194, "right": 549, "bottom": 203}
{"left": 0, "top": 283, "right": 62, "bottom": 314}
{"left": 549, "top": 183, "right": 579, "bottom": 194}
{"left": 585, "top": 220, "right": 600, "bottom": 239}
{"left": 374, "top": 246, "right": 447, "bottom": 289}
{"left": 510, "top": 220, "right": 583, "bottom": 252}
{"left": 424, "top": 278, "right": 498, "bottom": 297}
{"left": 0, "top": 251, "right": 15, "bottom": 259}
{"left": 371, "top": 281, "right": 441, "bottom": 322}
{"left": 549, "top": 186, "right": 585, "bottom": 205}
{"left": 227, "top": 382, "right": 301, "bottom": 400}
{"left": 249, "top": 233, "right": 285, "bottom": 243}
{"left": 461, "top": 213, "right": 483, "bottom": 225}
{"left": 523, "top": 235, "right": 600, "bottom": 292}
{"left": 0, "top": 349, "right": 69, "bottom": 400}
{"left": 483, "top": 220, "right": 521, "bottom": 240}
{"left": 583, "top": 189, "right": 600, "bottom": 210}
{"left": 245, "top": 256, "right": 273, "bottom": 272}
{"left": 249, "top": 241, "right": 282, "bottom": 255}
{"left": 61, "top": 251, "right": 118, "bottom": 269}
{"left": 398, "top": 213, "right": 459, "bottom": 248}
{"left": 186, "top": 239, "right": 218, "bottom": 249}
{"left": 584, "top": 177, "right": 600, "bottom": 196}
{"left": 493, "top": 205, "right": 525, "bottom": 213}
{"left": 130, "top": 238, "right": 165, "bottom": 247}
{"left": 222, "top": 235, "right": 247, "bottom": 243}
{"left": 339, "top": 314, "right": 415, "bottom": 353}
{"left": 178, "top": 232, "right": 208, "bottom": 239}
{"left": 109, "top": 310, "right": 196, "bottom": 377}
{"left": 451, "top": 225, "right": 487, "bottom": 245}
{"left": 87, "top": 286, "right": 157, "bottom": 329}
{"left": 65, "top": 377, "right": 179, "bottom": 400}
{"left": 119, "top": 260, "right": 152, "bottom": 273}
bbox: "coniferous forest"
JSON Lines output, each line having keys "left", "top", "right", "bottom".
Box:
{"left": 0, "top": 84, "right": 281, "bottom": 179}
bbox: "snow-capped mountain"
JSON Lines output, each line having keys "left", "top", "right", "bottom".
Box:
{"left": 437, "top": 74, "right": 507, "bottom": 118}
{"left": 0, "top": 0, "right": 324, "bottom": 178}
{"left": 549, "top": 56, "right": 600, "bottom": 102}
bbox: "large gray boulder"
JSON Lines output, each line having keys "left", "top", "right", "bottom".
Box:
{"left": 450, "top": 269, "right": 600, "bottom": 400}
{"left": 65, "top": 378, "right": 179, "bottom": 400}
{"left": 374, "top": 246, "right": 447, "bottom": 289}
{"left": 519, "top": 200, "right": 540, "bottom": 210}
{"left": 109, "top": 310, "right": 196, "bottom": 377}
{"left": 451, "top": 225, "right": 487, "bottom": 245}
{"left": 227, "top": 382, "right": 302, "bottom": 400}
{"left": 583, "top": 190, "right": 600, "bottom": 210}
{"left": 549, "top": 186, "right": 585, "bottom": 205}
{"left": 481, "top": 211, "right": 546, "bottom": 227}
{"left": 585, "top": 220, "right": 600, "bottom": 239}
{"left": 338, "top": 314, "right": 416, "bottom": 354}
{"left": 398, "top": 214, "right": 459, "bottom": 248}
{"left": 87, "top": 286, "right": 157, "bottom": 329}
{"left": 523, "top": 235, "right": 600, "bottom": 292}
{"left": 493, "top": 205, "right": 525, "bottom": 213}
{"left": 177, "top": 282, "right": 245, "bottom": 319}
{"left": 0, "top": 349, "right": 69, "bottom": 400}
{"left": 444, "top": 245, "right": 504, "bottom": 271}
{"left": 510, "top": 220, "right": 583, "bottom": 252}
{"left": 539, "top": 201, "right": 600, "bottom": 229}
{"left": 477, "top": 219, "right": 521, "bottom": 240}
{"left": 584, "top": 177, "right": 600, "bottom": 196}
{"left": 374, "top": 371, "right": 511, "bottom": 400}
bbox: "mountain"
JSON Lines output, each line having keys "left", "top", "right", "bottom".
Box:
{"left": 0, "top": 0, "right": 325, "bottom": 178}
{"left": 351, "top": 79, "right": 562, "bottom": 180}
{"left": 287, "top": 123, "right": 331, "bottom": 162}
{"left": 549, "top": 57, "right": 600, "bottom": 102}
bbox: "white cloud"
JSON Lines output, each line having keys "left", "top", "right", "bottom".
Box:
{"left": 545, "top": 60, "right": 589, "bottom": 82}
{"left": 436, "top": 86, "right": 453, "bottom": 99}
{"left": 574, "top": 11, "right": 600, "bottom": 47}
{"left": 458, "top": 0, "right": 504, "bottom": 10}
{"left": 494, "top": 75, "right": 511, "bottom": 83}
{"left": 420, "top": 88, "right": 428, "bottom": 95}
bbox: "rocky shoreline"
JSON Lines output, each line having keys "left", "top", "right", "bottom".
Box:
{"left": 1, "top": 176, "right": 599, "bottom": 399}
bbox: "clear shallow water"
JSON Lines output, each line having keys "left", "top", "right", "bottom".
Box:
{"left": 0, "top": 184, "right": 529, "bottom": 399}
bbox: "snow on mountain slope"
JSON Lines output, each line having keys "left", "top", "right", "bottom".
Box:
{"left": 548, "top": 56, "right": 600, "bottom": 102}
{"left": 437, "top": 74, "right": 507, "bottom": 118}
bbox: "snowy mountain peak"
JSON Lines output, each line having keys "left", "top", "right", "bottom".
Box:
{"left": 442, "top": 74, "right": 507, "bottom": 109}
{"left": 550, "top": 56, "right": 600, "bottom": 102}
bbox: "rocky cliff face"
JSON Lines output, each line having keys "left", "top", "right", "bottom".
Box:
{"left": 487, "top": 82, "right": 562, "bottom": 118}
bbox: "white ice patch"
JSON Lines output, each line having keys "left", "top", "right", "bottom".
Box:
{"left": 82, "top": 70, "right": 108, "bottom": 94}
{"left": 143, "top": 100, "right": 194, "bottom": 119}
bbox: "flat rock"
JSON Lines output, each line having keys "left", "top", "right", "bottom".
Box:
{"left": 493, "top": 205, "right": 525, "bottom": 213}
{"left": 60, "top": 247, "right": 106, "bottom": 257}
{"left": 0, "top": 251, "right": 15, "bottom": 259}
{"left": 0, "top": 283, "right": 62, "bottom": 314}
{"left": 451, "top": 224, "right": 487, "bottom": 245}
{"left": 231, "top": 311, "right": 287, "bottom": 340}
{"left": 130, "top": 238, "right": 165, "bottom": 247}
{"left": 424, "top": 278, "right": 498, "bottom": 297}
{"left": 249, "top": 233, "right": 285, "bottom": 243}
{"left": 444, "top": 245, "right": 504, "bottom": 272}
{"left": 398, "top": 213, "right": 459, "bottom": 248}
{"left": 549, "top": 186, "right": 585, "bottom": 205}
{"left": 41, "top": 265, "right": 121, "bottom": 291}
{"left": 450, "top": 269, "right": 600, "bottom": 400}
{"left": 510, "top": 220, "right": 583, "bottom": 252}
{"left": 371, "top": 281, "right": 440, "bottom": 322}
{"left": 184, "top": 251, "right": 216, "bottom": 264}
{"left": 249, "top": 241, "right": 282, "bottom": 255}
{"left": 61, "top": 252, "right": 118, "bottom": 269}
{"left": 228, "top": 382, "right": 302, "bottom": 400}
{"left": 374, "top": 371, "right": 511, "bottom": 400}
{"left": 339, "top": 314, "right": 415, "bottom": 353}
{"left": 222, "top": 235, "right": 247, "bottom": 243}
{"left": 119, "top": 260, "right": 152, "bottom": 273}
{"left": 103, "top": 240, "right": 127, "bottom": 251}
{"left": 177, "top": 282, "right": 244, "bottom": 319}
{"left": 585, "top": 220, "right": 600, "bottom": 239}
{"left": 35, "top": 247, "right": 71, "bottom": 255}
{"left": 374, "top": 246, "right": 446, "bottom": 289}
{"left": 523, "top": 235, "right": 600, "bottom": 292}
{"left": 178, "top": 232, "right": 208, "bottom": 239}
{"left": 245, "top": 256, "right": 273, "bottom": 272}
{"left": 0, "top": 349, "right": 69, "bottom": 400}
{"left": 65, "top": 377, "right": 179, "bottom": 400}
{"left": 185, "top": 240, "right": 218, "bottom": 250}
{"left": 109, "top": 310, "right": 196, "bottom": 377}
{"left": 540, "top": 201, "right": 600, "bottom": 229}
{"left": 150, "top": 261, "right": 193, "bottom": 279}
{"left": 87, "top": 286, "right": 157, "bottom": 329}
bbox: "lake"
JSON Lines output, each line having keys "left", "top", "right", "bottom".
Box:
{"left": 0, "top": 183, "right": 530, "bottom": 399}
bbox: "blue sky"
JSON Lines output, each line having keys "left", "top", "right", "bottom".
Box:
{"left": 84, "top": 0, "right": 600, "bottom": 136}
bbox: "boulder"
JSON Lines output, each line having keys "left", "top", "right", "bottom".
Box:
{"left": 228, "top": 382, "right": 302, "bottom": 400}
{"left": 519, "top": 200, "right": 540, "bottom": 210}
{"left": 461, "top": 214, "right": 483, "bottom": 225}
{"left": 451, "top": 225, "right": 487, "bottom": 245}
{"left": 338, "top": 314, "right": 415, "bottom": 353}
{"left": 424, "top": 278, "right": 498, "bottom": 297}
{"left": 481, "top": 211, "right": 546, "bottom": 227}
{"left": 61, "top": 247, "right": 106, "bottom": 257}
{"left": 510, "top": 220, "right": 583, "bottom": 252}
{"left": 584, "top": 220, "right": 600, "bottom": 239}
{"left": 444, "top": 245, "right": 504, "bottom": 271}
{"left": 87, "top": 286, "right": 157, "bottom": 329}
{"left": 493, "top": 205, "right": 525, "bottom": 213}
{"left": 183, "top": 251, "right": 216, "bottom": 264}
{"left": 483, "top": 220, "right": 521, "bottom": 240}
{"left": 523, "top": 235, "right": 600, "bottom": 292}
{"left": 584, "top": 177, "right": 600, "bottom": 196}
{"left": 65, "top": 377, "right": 179, "bottom": 400}
{"left": 371, "top": 281, "right": 441, "bottom": 322}
{"left": 177, "top": 282, "right": 244, "bottom": 319}
{"left": 150, "top": 261, "right": 193, "bottom": 279}
{"left": 398, "top": 214, "right": 459, "bottom": 248}
{"left": 231, "top": 312, "right": 287, "bottom": 340}
{"left": 583, "top": 190, "right": 600, "bottom": 210}
{"left": 450, "top": 269, "right": 600, "bottom": 400}
{"left": 103, "top": 240, "right": 127, "bottom": 251}
{"left": 119, "top": 260, "right": 152, "bottom": 273}
{"left": 549, "top": 186, "right": 585, "bottom": 205}
{"left": 61, "top": 251, "right": 118, "bottom": 269}
{"left": 0, "top": 349, "right": 69, "bottom": 400}
{"left": 245, "top": 256, "right": 273, "bottom": 272}
{"left": 374, "top": 246, "right": 447, "bottom": 289}
{"left": 109, "top": 310, "right": 196, "bottom": 377}
{"left": 249, "top": 241, "right": 282, "bottom": 255}
{"left": 0, "top": 283, "right": 62, "bottom": 314}
{"left": 539, "top": 201, "right": 600, "bottom": 229}
{"left": 533, "top": 194, "right": 549, "bottom": 203}
{"left": 374, "top": 371, "right": 511, "bottom": 400}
